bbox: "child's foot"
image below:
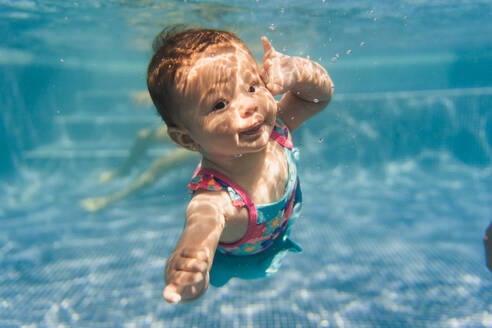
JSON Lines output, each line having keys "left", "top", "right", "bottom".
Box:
{"left": 80, "top": 197, "right": 109, "bottom": 212}
{"left": 163, "top": 247, "right": 211, "bottom": 304}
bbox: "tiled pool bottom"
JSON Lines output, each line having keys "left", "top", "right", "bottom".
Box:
{"left": 1, "top": 152, "right": 491, "bottom": 327}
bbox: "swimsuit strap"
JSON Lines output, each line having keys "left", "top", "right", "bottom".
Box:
{"left": 270, "top": 119, "right": 293, "bottom": 149}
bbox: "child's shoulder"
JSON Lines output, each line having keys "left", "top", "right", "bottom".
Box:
{"left": 186, "top": 188, "right": 242, "bottom": 222}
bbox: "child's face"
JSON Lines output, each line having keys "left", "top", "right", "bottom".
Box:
{"left": 175, "top": 42, "right": 277, "bottom": 158}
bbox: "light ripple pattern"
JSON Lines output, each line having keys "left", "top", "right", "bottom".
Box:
{"left": 1, "top": 0, "right": 492, "bottom": 326}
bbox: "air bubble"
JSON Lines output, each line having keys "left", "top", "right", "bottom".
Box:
{"left": 318, "top": 137, "right": 324, "bottom": 143}
{"left": 360, "top": 41, "right": 366, "bottom": 47}
{"left": 59, "top": 58, "right": 64, "bottom": 63}
{"left": 269, "top": 24, "right": 276, "bottom": 31}
{"left": 234, "top": 153, "right": 243, "bottom": 158}
{"left": 313, "top": 98, "right": 319, "bottom": 103}
{"left": 346, "top": 49, "right": 352, "bottom": 55}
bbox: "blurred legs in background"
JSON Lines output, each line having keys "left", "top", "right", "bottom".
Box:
{"left": 81, "top": 126, "right": 197, "bottom": 212}
{"left": 98, "top": 126, "right": 169, "bottom": 184}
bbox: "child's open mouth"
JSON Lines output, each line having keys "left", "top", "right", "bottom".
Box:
{"left": 240, "top": 122, "right": 263, "bottom": 136}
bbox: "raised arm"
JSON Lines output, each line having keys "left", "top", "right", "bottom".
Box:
{"left": 163, "top": 192, "right": 226, "bottom": 303}
{"left": 260, "top": 37, "right": 334, "bottom": 131}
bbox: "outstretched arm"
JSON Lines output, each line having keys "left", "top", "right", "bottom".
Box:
{"left": 260, "top": 37, "right": 334, "bottom": 131}
{"left": 163, "top": 192, "right": 227, "bottom": 303}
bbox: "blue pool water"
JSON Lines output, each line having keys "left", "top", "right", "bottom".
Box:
{"left": 1, "top": 0, "right": 492, "bottom": 327}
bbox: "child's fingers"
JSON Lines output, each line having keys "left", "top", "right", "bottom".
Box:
{"left": 163, "top": 284, "right": 182, "bottom": 304}
{"left": 181, "top": 247, "right": 210, "bottom": 263}
{"left": 164, "top": 271, "right": 207, "bottom": 303}
{"left": 261, "top": 36, "right": 274, "bottom": 55}
{"left": 260, "top": 67, "right": 270, "bottom": 86}
{"left": 175, "top": 257, "right": 208, "bottom": 273}
{"left": 266, "top": 82, "right": 284, "bottom": 96}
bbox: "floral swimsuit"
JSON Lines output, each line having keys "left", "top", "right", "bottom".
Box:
{"left": 188, "top": 119, "right": 302, "bottom": 256}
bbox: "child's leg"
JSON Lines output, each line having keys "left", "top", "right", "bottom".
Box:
{"left": 82, "top": 149, "right": 198, "bottom": 212}
{"left": 99, "top": 126, "right": 171, "bottom": 183}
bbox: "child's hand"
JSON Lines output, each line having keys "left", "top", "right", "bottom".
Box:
{"left": 163, "top": 246, "right": 211, "bottom": 304}
{"left": 260, "top": 37, "right": 300, "bottom": 96}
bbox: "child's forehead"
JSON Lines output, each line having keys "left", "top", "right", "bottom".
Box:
{"left": 177, "top": 42, "right": 258, "bottom": 88}
{"left": 194, "top": 42, "right": 255, "bottom": 69}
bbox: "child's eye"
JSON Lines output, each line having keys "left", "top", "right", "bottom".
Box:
{"left": 248, "top": 84, "right": 256, "bottom": 93}
{"left": 213, "top": 100, "right": 228, "bottom": 111}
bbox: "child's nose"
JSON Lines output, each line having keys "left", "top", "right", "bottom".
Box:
{"left": 237, "top": 101, "right": 257, "bottom": 119}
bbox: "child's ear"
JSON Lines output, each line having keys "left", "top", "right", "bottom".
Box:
{"left": 167, "top": 127, "right": 200, "bottom": 151}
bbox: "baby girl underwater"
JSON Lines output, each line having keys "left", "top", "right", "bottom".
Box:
{"left": 146, "top": 27, "right": 333, "bottom": 303}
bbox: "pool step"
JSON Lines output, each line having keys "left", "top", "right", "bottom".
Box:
{"left": 51, "top": 114, "right": 161, "bottom": 146}
{"left": 22, "top": 87, "right": 166, "bottom": 164}
{"left": 23, "top": 146, "right": 168, "bottom": 160}
{"left": 23, "top": 113, "right": 168, "bottom": 164}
